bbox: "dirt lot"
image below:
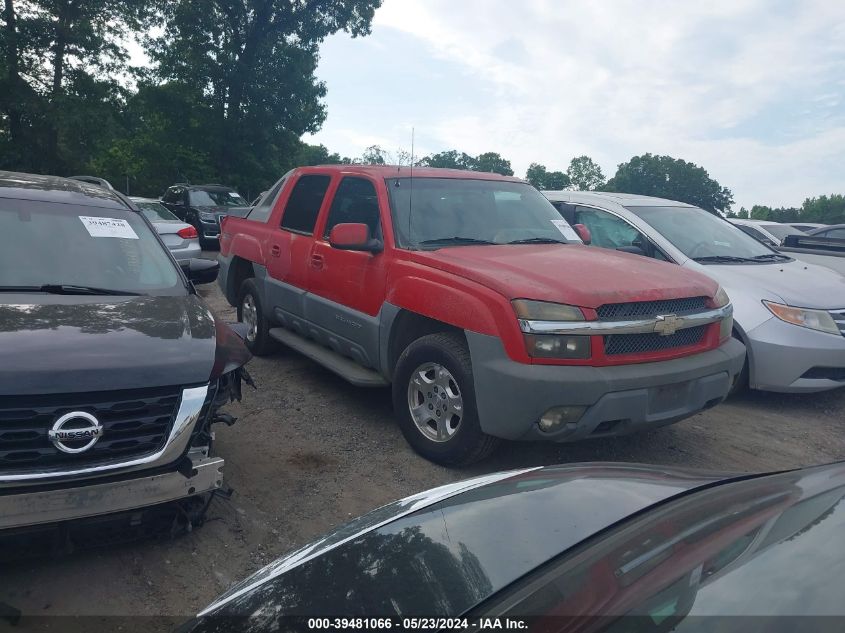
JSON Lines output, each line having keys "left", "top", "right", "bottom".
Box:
{"left": 2, "top": 279, "right": 844, "bottom": 627}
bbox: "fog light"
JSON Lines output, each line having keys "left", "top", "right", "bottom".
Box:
{"left": 539, "top": 406, "right": 587, "bottom": 433}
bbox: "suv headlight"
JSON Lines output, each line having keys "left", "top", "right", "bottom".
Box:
{"left": 512, "top": 300, "right": 590, "bottom": 359}
{"left": 199, "top": 211, "right": 217, "bottom": 222}
{"left": 763, "top": 301, "right": 839, "bottom": 335}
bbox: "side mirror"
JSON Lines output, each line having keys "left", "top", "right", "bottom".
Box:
{"left": 329, "top": 223, "right": 383, "bottom": 253}
{"left": 181, "top": 258, "right": 219, "bottom": 284}
{"left": 573, "top": 223, "right": 592, "bottom": 245}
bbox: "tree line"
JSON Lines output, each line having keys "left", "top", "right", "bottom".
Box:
{"left": 0, "top": 1, "right": 841, "bottom": 223}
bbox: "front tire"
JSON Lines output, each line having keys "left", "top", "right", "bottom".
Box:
{"left": 237, "top": 278, "right": 276, "bottom": 356}
{"left": 392, "top": 332, "right": 499, "bottom": 466}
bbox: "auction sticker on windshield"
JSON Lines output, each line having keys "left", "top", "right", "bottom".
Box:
{"left": 551, "top": 219, "right": 580, "bottom": 241}
{"left": 79, "top": 216, "right": 139, "bottom": 239}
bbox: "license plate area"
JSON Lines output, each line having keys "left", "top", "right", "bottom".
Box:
{"left": 649, "top": 381, "right": 691, "bottom": 413}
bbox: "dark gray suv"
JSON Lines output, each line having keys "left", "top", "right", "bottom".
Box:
{"left": 161, "top": 183, "right": 250, "bottom": 247}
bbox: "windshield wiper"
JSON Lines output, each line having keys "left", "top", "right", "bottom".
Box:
{"left": 692, "top": 255, "right": 756, "bottom": 263}
{"left": 0, "top": 284, "right": 145, "bottom": 296}
{"left": 506, "top": 237, "right": 568, "bottom": 245}
{"left": 751, "top": 253, "right": 791, "bottom": 261}
{"left": 416, "top": 237, "right": 497, "bottom": 248}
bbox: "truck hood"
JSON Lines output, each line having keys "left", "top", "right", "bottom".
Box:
{"left": 696, "top": 259, "right": 845, "bottom": 309}
{"left": 411, "top": 244, "right": 718, "bottom": 308}
{"left": 0, "top": 294, "right": 220, "bottom": 396}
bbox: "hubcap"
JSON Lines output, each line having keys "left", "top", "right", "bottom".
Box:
{"left": 241, "top": 294, "right": 258, "bottom": 343}
{"left": 407, "top": 362, "right": 463, "bottom": 443}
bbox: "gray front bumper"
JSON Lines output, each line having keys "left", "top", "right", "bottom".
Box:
{"left": 467, "top": 333, "right": 746, "bottom": 441}
{"left": 0, "top": 455, "right": 223, "bottom": 529}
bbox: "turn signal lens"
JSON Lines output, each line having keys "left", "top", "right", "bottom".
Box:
{"left": 512, "top": 300, "right": 584, "bottom": 321}
{"left": 763, "top": 301, "right": 839, "bottom": 335}
{"left": 719, "top": 314, "right": 733, "bottom": 342}
{"left": 713, "top": 286, "right": 730, "bottom": 308}
{"left": 177, "top": 226, "right": 198, "bottom": 239}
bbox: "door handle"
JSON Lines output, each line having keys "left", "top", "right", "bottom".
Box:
{"left": 310, "top": 253, "right": 324, "bottom": 269}
{"left": 271, "top": 244, "right": 281, "bottom": 258}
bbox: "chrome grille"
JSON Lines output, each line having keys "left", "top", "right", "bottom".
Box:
{"left": 605, "top": 325, "right": 707, "bottom": 356}
{"left": 0, "top": 387, "right": 181, "bottom": 472}
{"left": 597, "top": 297, "right": 709, "bottom": 321}
{"left": 831, "top": 310, "right": 845, "bottom": 337}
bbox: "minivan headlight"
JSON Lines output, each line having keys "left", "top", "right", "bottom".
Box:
{"left": 763, "top": 301, "right": 839, "bottom": 335}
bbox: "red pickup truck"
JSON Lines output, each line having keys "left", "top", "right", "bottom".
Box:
{"left": 218, "top": 166, "right": 745, "bottom": 465}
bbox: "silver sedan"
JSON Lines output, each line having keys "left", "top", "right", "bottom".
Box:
{"left": 130, "top": 197, "right": 201, "bottom": 263}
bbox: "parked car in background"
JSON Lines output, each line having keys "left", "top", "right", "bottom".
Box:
{"left": 217, "top": 165, "right": 743, "bottom": 465}
{"left": 544, "top": 191, "right": 845, "bottom": 393}
{"left": 184, "top": 460, "right": 845, "bottom": 630}
{"left": 160, "top": 183, "right": 250, "bottom": 247}
{"left": 130, "top": 196, "right": 201, "bottom": 262}
{"left": 808, "top": 224, "right": 845, "bottom": 239}
{"left": 790, "top": 222, "right": 827, "bottom": 232}
{"left": 728, "top": 219, "right": 806, "bottom": 246}
{"left": 0, "top": 171, "right": 253, "bottom": 537}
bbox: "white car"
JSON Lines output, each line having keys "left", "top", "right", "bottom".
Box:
{"left": 130, "top": 197, "right": 202, "bottom": 262}
{"left": 728, "top": 219, "right": 806, "bottom": 246}
{"left": 544, "top": 191, "right": 845, "bottom": 393}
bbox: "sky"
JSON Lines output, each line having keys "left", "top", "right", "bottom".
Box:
{"left": 303, "top": 0, "right": 845, "bottom": 210}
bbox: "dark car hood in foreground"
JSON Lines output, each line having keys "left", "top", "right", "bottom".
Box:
{"left": 188, "top": 463, "right": 732, "bottom": 626}
{"left": 0, "top": 294, "right": 218, "bottom": 395}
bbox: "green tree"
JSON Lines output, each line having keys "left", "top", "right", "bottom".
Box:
{"left": 566, "top": 155, "right": 605, "bottom": 191}
{"left": 472, "top": 151, "right": 513, "bottom": 176}
{"left": 420, "top": 149, "right": 474, "bottom": 170}
{"left": 296, "top": 143, "right": 345, "bottom": 166}
{"left": 736, "top": 207, "right": 749, "bottom": 219}
{"left": 801, "top": 194, "right": 845, "bottom": 224}
{"left": 605, "top": 153, "right": 734, "bottom": 214}
{"left": 750, "top": 205, "right": 771, "bottom": 220}
{"left": 145, "top": 0, "right": 382, "bottom": 194}
{"left": 0, "top": 0, "right": 151, "bottom": 173}
{"left": 525, "top": 163, "right": 570, "bottom": 190}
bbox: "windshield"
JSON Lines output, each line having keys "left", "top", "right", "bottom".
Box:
{"left": 386, "top": 178, "right": 581, "bottom": 249}
{"left": 136, "top": 201, "right": 180, "bottom": 222}
{"left": 761, "top": 223, "right": 806, "bottom": 240}
{"left": 0, "top": 199, "right": 183, "bottom": 295}
{"left": 626, "top": 206, "right": 777, "bottom": 261}
{"left": 189, "top": 189, "right": 247, "bottom": 207}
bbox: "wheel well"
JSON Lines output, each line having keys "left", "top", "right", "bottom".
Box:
{"left": 228, "top": 257, "right": 255, "bottom": 305}
{"left": 387, "top": 311, "right": 464, "bottom": 378}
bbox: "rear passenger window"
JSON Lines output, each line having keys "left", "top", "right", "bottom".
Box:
{"left": 323, "top": 177, "right": 381, "bottom": 239}
{"left": 248, "top": 176, "right": 287, "bottom": 223}
{"left": 280, "top": 175, "right": 331, "bottom": 234}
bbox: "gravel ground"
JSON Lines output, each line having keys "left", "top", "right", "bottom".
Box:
{"left": 2, "top": 277, "right": 844, "bottom": 628}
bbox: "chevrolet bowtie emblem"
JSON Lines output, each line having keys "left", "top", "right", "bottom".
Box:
{"left": 654, "top": 314, "right": 683, "bottom": 336}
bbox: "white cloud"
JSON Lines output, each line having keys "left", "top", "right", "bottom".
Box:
{"left": 308, "top": 0, "right": 845, "bottom": 208}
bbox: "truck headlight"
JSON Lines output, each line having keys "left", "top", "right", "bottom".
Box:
{"left": 714, "top": 286, "right": 730, "bottom": 308}
{"left": 513, "top": 300, "right": 590, "bottom": 359}
{"left": 763, "top": 301, "right": 839, "bottom": 335}
{"left": 512, "top": 299, "right": 584, "bottom": 321}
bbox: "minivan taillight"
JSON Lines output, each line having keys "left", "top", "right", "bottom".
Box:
{"left": 177, "top": 226, "right": 198, "bottom": 239}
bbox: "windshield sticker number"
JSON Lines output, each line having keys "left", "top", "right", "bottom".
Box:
{"left": 228, "top": 192, "right": 240, "bottom": 198}
{"left": 79, "top": 216, "right": 139, "bottom": 239}
{"left": 551, "top": 219, "right": 581, "bottom": 242}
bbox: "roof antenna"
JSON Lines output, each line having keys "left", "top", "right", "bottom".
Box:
{"left": 407, "top": 127, "right": 415, "bottom": 246}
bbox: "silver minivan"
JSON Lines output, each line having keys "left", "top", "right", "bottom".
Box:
{"left": 544, "top": 191, "right": 845, "bottom": 393}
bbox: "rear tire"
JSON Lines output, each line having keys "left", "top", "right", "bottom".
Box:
{"left": 237, "top": 278, "right": 277, "bottom": 356}
{"left": 392, "top": 332, "right": 499, "bottom": 466}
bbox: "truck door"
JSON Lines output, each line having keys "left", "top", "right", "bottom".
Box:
{"left": 305, "top": 175, "right": 389, "bottom": 369}
{"left": 265, "top": 173, "right": 332, "bottom": 320}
